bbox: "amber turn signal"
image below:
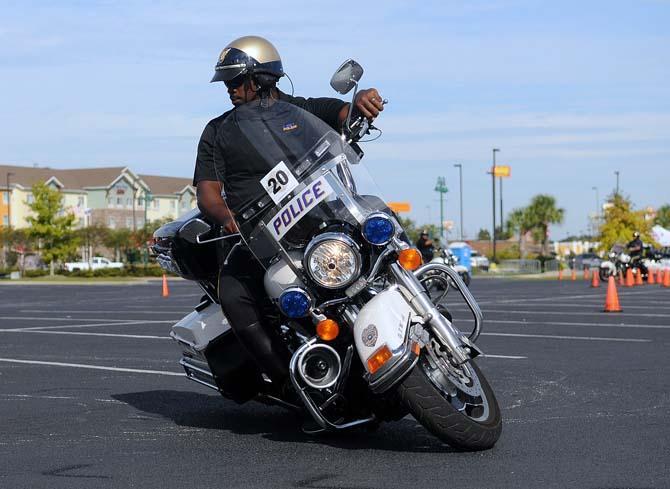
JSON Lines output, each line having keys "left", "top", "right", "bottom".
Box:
{"left": 398, "top": 248, "right": 423, "bottom": 271}
{"left": 366, "top": 344, "right": 393, "bottom": 374}
{"left": 316, "top": 319, "right": 340, "bottom": 341}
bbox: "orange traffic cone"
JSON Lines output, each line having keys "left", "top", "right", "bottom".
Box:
{"left": 635, "top": 269, "right": 643, "bottom": 286}
{"left": 162, "top": 274, "right": 170, "bottom": 297}
{"left": 660, "top": 269, "right": 666, "bottom": 286}
{"left": 591, "top": 270, "right": 600, "bottom": 288}
{"left": 648, "top": 269, "right": 656, "bottom": 285}
{"left": 664, "top": 269, "right": 670, "bottom": 288}
{"left": 584, "top": 268, "right": 590, "bottom": 280}
{"left": 618, "top": 271, "right": 625, "bottom": 286}
{"left": 625, "top": 268, "right": 635, "bottom": 287}
{"left": 571, "top": 268, "right": 577, "bottom": 281}
{"left": 603, "top": 276, "right": 622, "bottom": 312}
{"left": 558, "top": 268, "right": 563, "bottom": 280}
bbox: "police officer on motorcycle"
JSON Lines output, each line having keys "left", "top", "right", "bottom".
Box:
{"left": 192, "top": 36, "right": 385, "bottom": 390}
{"left": 416, "top": 230, "right": 435, "bottom": 263}
{"left": 627, "top": 231, "right": 648, "bottom": 278}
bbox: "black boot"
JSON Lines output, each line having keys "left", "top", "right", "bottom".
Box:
{"left": 233, "top": 321, "right": 290, "bottom": 383}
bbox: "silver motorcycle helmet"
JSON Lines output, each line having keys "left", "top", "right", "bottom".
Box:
{"left": 211, "top": 36, "right": 284, "bottom": 83}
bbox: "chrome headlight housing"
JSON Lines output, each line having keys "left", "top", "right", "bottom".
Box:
{"left": 304, "top": 233, "right": 362, "bottom": 289}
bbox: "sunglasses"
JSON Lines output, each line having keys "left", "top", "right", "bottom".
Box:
{"left": 224, "top": 74, "right": 247, "bottom": 89}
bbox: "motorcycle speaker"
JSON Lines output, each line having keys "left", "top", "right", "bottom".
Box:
{"left": 298, "top": 343, "right": 341, "bottom": 390}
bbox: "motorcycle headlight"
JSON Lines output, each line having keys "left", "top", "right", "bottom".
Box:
{"left": 304, "top": 233, "right": 361, "bottom": 289}
{"left": 362, "top": 212, "right": 395, "bottom": 246}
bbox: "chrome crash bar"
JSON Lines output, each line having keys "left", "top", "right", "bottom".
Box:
{"left": 389, "top": 263, "right": 482, "bottom": 365}
{"left": 413, "top": 262, "right": 483, "bottom": 342}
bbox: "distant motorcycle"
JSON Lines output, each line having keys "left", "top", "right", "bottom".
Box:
{"left": 599, "top": 249, "right": 649, "bottom": 281}
{"left": 431, "top": 248, "right": 471, "bottom": 287}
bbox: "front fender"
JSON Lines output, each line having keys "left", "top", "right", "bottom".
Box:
{"left": 353, "top": 285, "right": 419, "bottom": 393}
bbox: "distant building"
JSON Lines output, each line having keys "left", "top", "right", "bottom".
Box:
{"left": 0, "top": 164, "right": 195, "bottom": 229}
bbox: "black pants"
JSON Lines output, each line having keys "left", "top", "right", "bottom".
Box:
{"left": 217, "top": 245, "right": 290, "bottom": 383}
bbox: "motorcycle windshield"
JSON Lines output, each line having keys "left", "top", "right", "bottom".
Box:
{"left": 223, "top": 99, "right": 389, "bottom": 273}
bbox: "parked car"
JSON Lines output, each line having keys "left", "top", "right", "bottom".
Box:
{"left": 470, "top": 249, "right": 490, "bottom": 271}
{"left": 64, "top": 256, "right": 124, "bottom": 272}
{"left": 570, "top": 252, "right": 601, "bottom": 270}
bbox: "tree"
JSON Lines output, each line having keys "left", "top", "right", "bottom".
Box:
{"left": 598, "top": 193, "right": 654, "bottom": 251}
{"left": 655, "top": 204, "right": 670, "bottom": 229}
{"left": 524, "top": 194, "right": 565, "bottom": 256}
{"left": 26, "top": 182, "right": 79, "bottom": 275}
{"left": 397, "top": 217, "right": 441, "bottom": 245}
{"left": 477, "top": 228, "right": 491, "bottom": 241}
{"left": 104, "top": 228, "right": 132, "bottom": 263}
{"left": 506, "top": 207, "right": 533, "bottom": 258}
{"left": 76, "top": 224, "right": 109, "bottom": 266}
{"left": 494, "top": 225, "right": 512, "bottom": 240}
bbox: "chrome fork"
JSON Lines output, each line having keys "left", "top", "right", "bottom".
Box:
{"left": 389, "top": 263, "right": 483, "bottom": 365}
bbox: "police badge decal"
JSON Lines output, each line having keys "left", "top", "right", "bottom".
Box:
{"left": 362, "top": 324, "right": 378, "bottom": 348}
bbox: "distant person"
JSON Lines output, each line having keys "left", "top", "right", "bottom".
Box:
{"left": 416, "top": 230, "right": 435, "bottom": 262}
{"left": 627, "top": 231, "right": 648, "bottom": 276}
{"left": 627, "top": 231, "right": 643, "bottom": 257}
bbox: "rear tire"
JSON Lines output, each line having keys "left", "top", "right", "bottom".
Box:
{"left": 398, "top": 358, "right": 501, "bottom": 450}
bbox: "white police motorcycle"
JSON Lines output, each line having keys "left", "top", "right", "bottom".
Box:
{"left": 154, "top": 60, "right": 501, "bottom": 450}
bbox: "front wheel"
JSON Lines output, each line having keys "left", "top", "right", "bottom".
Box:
{"left": 460, "top": 271, "right": 471, "bottom": 287}
{"left": 397, "top": 346, "right": 501, "bottom": 450}
{"left": 599, "top": 267, "right": 610, "bottom": 282}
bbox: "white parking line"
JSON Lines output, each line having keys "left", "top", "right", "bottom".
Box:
{"left": 481, "top": 332, "right": 650, "bottom": 342}
{"left": 488, "top": 289, "right": 661, "bottom": 304}
{"left": 485, "top": 319, "right": 670, "bottom": 330}
{"left": 469, "top": 302, "right": 670, "bottom": 310}
{"left": 7, "top": 320, "right": 174, "bottom": 331}
{"left": 0, "top": 330, "right": 170, "bottom": 339}
{"left": 0, "top": 358, "right": 184, "bottom": 376}
{"left": 19, "top": 309, "right": 190, "bottom": 314}
{"left": 482, "top": 354, "right": 527, "bottom": 359}
{"left": 0, "top": 316, "right": 140, "bottom": 323}
{"left": 461, "top": 309, "right": 670, "bottom": 318}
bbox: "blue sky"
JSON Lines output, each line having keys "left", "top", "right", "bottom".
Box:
{"left": 1, "top": 0, "right": 669, "bottom": 238}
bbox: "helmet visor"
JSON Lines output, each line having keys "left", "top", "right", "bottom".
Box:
{"left": 211, "top": 47, "right": 253, "bottom": 82}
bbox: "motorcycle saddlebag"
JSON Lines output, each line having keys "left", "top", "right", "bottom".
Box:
{"left": 204, "top": 331, "right": 263, "bottom": 404}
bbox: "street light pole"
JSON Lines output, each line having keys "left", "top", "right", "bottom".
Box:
{"left": 5, "top": 172, "right": 14, "bottom": 229}
{"left": 454, "top": 164, "right": 463, "bottom": 240}
{"left": 492, "top": 148, "right": 500, "bottom": 261}
{"left": 434, "top": 177, "right": 448, "bottom": 241}
{"left": 614, "top": 171, "right": 620, "bottom": 196}
{"left": 591, "top": 186, "right": 599, "bottom": 236}
{"left": 143, "top": 192, "right": 153, "bottom": 266}
{"left": 499, "top": 175, "right": 504, "bottom": 234}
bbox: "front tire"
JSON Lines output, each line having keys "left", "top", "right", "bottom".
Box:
{"left": 398, "top": 355, "right": 501, "bottom": 450}
{"left": 599, "top": 267, "right": 610, "bottom": 282}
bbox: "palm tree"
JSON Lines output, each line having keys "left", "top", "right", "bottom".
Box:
{"left": 506, "top": 208, "right": 533, "bottom": 258}
{"left": 525, "top": 194, "right": 565, "bottom": 256}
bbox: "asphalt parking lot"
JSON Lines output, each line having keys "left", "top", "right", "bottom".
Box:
{"left": 0, "top": 278, "right": 668, "bottom": 489}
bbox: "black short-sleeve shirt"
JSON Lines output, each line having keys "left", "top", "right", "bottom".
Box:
{"left": 193, "top": 91, "right": 347, "bottom": 212}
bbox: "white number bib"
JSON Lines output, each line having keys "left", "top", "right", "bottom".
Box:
{"left": 260, "top": 161, "right": 300, "bottom": 205}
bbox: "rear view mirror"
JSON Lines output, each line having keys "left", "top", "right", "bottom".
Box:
{"left": 330, "top": 59, "right": 364, "bottom": 94}
{"left": 179, "top": 218, "right": 211, "bottom": 244}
